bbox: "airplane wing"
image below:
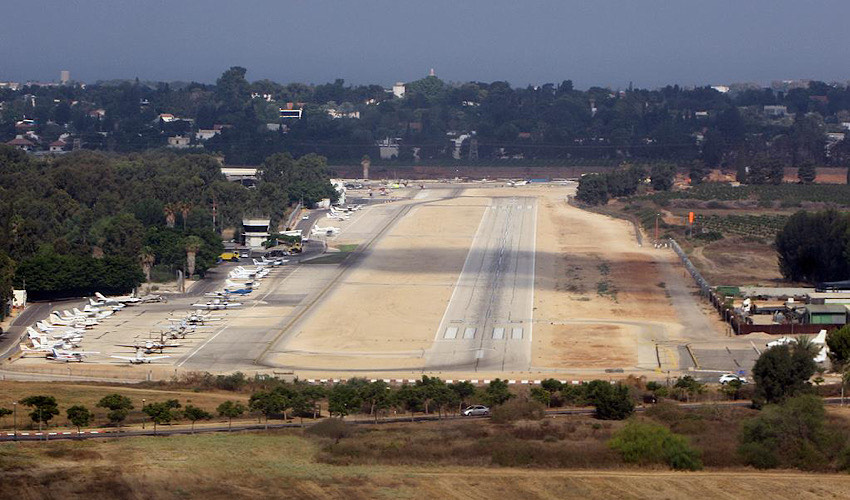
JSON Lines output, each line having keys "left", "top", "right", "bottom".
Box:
{"left": 146, "top": 355, "right": 170, "bottom": 360}
{"left": 110, "top": 356, "right": 136, "bottom": 361}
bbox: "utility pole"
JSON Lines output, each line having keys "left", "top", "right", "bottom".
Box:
{"left": 12, "top": 402, "right": 16, "bottom": 441}
{"left": 142, "top": 399, "right": 146, "bottom": 429}
{"left": 655, "top": 214, "right": 660, "bottom": 241}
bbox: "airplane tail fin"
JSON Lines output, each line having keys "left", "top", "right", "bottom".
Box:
{"left": 812, "top": 329, "right": 827, "bottom": 345}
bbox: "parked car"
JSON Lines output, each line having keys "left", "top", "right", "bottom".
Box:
{"left": 462, "top": 405, "right": 490, "bottom": 416}
{"left": 719, "top": 373, "right": 748, "bottom": 385}
{"left": 240, "top": 251, "right": 249, "bottom": 258}
{"left": 302, "top": 215, "right": 310, "bottom": 220}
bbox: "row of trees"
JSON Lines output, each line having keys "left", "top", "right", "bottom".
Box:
{"left": 0, "top": 145, "right": 337, "bottom": 298}
{"left": 5, "top": 67, "right": 850, "bottom": 166}
{"left": 575, "top": 163, "right": 675, "bottom": 205}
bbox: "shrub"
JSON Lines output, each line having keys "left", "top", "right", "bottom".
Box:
{"left": 306, "top": 418, "right": 353, "bottom": 443}
{"left": 608, "top": 420, "right": 702, "bottom": 471}
{"left": 738, "top": 395, "right": 831, "bottom": 470}
{"left": 490, "top": 398, "right": 545, "bottom": 424}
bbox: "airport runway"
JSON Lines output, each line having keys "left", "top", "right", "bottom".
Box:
{"left": 425, "top": 195, "right": 537, "bottom": 372}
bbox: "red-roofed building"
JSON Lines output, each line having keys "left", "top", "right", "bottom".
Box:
{"left": 49, "top": 140, "right": 67, "bottom": 153}
{"left": 7, "top": 135, "right": 35, "bottom": 151}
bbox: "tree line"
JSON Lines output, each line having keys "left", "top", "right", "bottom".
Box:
{"left": 775, "top": 210, "right": 850, "bottom": 283}
{"left": 4, "top": 67, "right": 850, "bottom": 167}
{"left": 0, "top": 145, "right": 337, "bottom": 299}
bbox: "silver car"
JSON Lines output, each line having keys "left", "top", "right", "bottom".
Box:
{"left": 462, "top": 405, "right": 490, "bottom": 416}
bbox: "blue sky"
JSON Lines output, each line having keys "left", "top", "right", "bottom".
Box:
{"left": 2, "top": 0, "right": 848, "bottom": 89}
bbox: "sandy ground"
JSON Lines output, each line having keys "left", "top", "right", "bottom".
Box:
{"left": 531, "top": 187, "right": 686, "bottom": 373}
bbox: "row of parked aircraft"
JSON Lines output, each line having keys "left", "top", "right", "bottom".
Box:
{"left": 21, "top": 292, "right": 173, "bottom": 363}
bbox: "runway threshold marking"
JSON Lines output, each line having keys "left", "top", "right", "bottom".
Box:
{"left": 431, "top": 200, "right": 491, "bottom": 342}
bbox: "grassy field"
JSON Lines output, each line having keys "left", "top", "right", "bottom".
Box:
{"left": 4, "top": 414, "right": 850, "bottom": 499}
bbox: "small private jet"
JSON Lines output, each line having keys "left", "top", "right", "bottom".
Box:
{"left": 111, "top": 350, "right": 170, "bottom": 364}
{"left": 47, "top": 348, "right": 98, "bottom": 363}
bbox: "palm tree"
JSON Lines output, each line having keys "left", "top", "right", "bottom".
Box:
{"left": 183, "top": 236, "right": 204, "bottom": 278}
{"left": 163, "top": 204, "right": 177, "bottom": 228}
{"left": 138, "top": 246, "right": 155, "bottom": 283}
{"left": 179, "top": 202, "right": 193, "bottom": 231}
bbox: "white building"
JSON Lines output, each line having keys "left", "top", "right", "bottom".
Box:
{"left": 376, "top": 137, "right": 400, "bottom": 159}
{"left": 242, "top": 218, "right": 271, "bottom": 249}
{"left": 196, "top": 129, "right": 221, "bottom": 141}
{"left": 392, "top": 82, "right": 406, "bottom": 98}
{"left": 167, "top": 135, "right": 191, "bottom": 148}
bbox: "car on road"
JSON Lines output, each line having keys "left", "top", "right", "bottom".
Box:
{"left": 240, "top": 251, "right": 249, "bottom": 258}
{"left": 302, "top": 215, "right": 310, "bottom": 220}
{"left": 719, "top": 373, "right": 748, "bottom": 385}
{"left": 462, "top": 405, "right": 490, "bottom": 416}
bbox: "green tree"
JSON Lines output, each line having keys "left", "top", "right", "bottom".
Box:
{"left": 19, "top": 395, "right": 60, "bottom": 431}
{"left": 216, "top": 400, "right": 247, "bottom": 431}
{"left": 249, "top": 391, "right": 288, "bottom": 428}
{"left": 586, "top": 380, "right": 635, "bottom": 420}
{"left": 827, "top": 325, "right": 850, "bottom": 369}
{"left": 689, "top": 160, "right": 710, "bottom": 185}
{"left": 96, "top": 394, "right": 134, "bottom": 428}
{"left": 483, "top": 379, "right": 513, "bottom": 407}
{"left": 650, "top": 163, "right": 676, "bottom": 191}
{"left": 530, "top": 387, "right": 552, "bottom": 407}
{"left": 0, "top": 407, "right": 14, "bottom": 427}
{"left": 138, "top": 246, "right": 155, "bottom": 282}
{"left": 394, "top": 383, "right": 423, "bottom": 421}
{"left": 327, "top": 383, "right": 362, "bottom": 418}
{"left": 215, "top": 66, "right": 251, "bottom": 112}
{"left": 142, "top": 401, "right": 180, "bottom": 434}
{"left": 752, "top": 344, "right": 817, "bottom": 405}
{"left": 66, "top": 405, "right": 93, "bottom": 436}
{"left": 360, "top": 380, "right": 392, "bottom": 422}
{"left": 673, "top": 376, "right": 705, "bottom": 402}
{"left": 0, "top": 252, "right": 15, "bottom": 319}
{"left": 576, "top": 173, "right": 609, "bottom": 205}
{"left": 449, "top": 380, "right": 477, "bottom": 414}
{"left": 797, "top": 162, "right": 817, "bottom": 184}
{"left": 183, "top": 405, "right": 212, "bottom": 433}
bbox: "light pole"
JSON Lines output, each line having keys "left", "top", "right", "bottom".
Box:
{"left": 141, "top": 399, "right": 146, "bottom": 429}
{"left": 12, "top": 402, "right": 17, "bottom": 441}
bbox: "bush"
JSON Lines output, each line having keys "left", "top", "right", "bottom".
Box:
{"left": 608, "top": 420, "right": 702, "bottom": 471}
{"left": 490, "top": 398, "right": 545, "bottom": 424}
{"left": 738, "top": 395, "right": 831, "bottom": 470}
{"left": 306, "top": 418, "right": 353, "bottom": 442}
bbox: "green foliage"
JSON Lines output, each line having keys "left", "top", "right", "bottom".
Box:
{"left": 19, "top": 395, "right": 60, "bottom": 426}
{"left": 608, "top": 420, "right": 702, "bottom": 470}
{"left": 650, "top": 163, "right": 676, "bottom": 191}
{"left": 797, "top": 162, "right": 817, "bottom": 184}
{"left": 752, "top": 344, "right": 817, "bottom": 405}
{"left": 738, "top": 395, "right": 830, "bottom": 470}
{"left": 483, "top": 379, "right": 513, "bottom": 407}
{"left": 575, "top": 173, "right": 609, "bottom": 205}
{"left": 97, "top": 393, "right": 134, "bottom": 426}
{"left": 0, "top": 252, "right": 15, "bottom": 318}
{"left": 775, "top": 210, "right": 850, "bottom": 283}
{"left": 216, "top": 400, "right": 246, "bottom": 421}
{"left": 827, "top": 325, "right": 850, "bottom": 368}
{"left": 327, "top": 383, "right": 362, "bottom": 418}
{"left": 183, "top": 405, "right": 213, "bottom": 431}
{"left": 586, "top": 380, "right": 635, "bottom": 420}
{"left": 15, "top": 251, "right": 143, "bottom": 300}
{"left": 142, "top": 402, "right": 179, "bottom": 430}
{"left": 249, "top": 390, "right": 289, "bottom": 423}
{"left": 66, "top": 405, "right": 93, "bottom": 432}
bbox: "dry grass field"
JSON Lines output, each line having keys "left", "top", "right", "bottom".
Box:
{"left": 4, "top": 410, "right": 850, "bottom": 499}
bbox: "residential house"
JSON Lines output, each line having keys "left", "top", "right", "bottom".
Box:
{"left": 167, "top": 135, "right": 191, "bottom": 148}
{"left": 49, "top": 139, "right": 67, "bottom": 153}
{"left": 6, "top": 135, "right": 35, "bottom": 151}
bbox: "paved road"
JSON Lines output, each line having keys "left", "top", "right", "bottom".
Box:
{"left": 0, "top": 298, "right": 87, "bottom": 361}
{"left": 425, "top": 195, "right": 537, "bottom": 372}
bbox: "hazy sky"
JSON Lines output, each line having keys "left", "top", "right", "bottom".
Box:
{"left": 2, "top": 1, "right": 849, "bottom": 89}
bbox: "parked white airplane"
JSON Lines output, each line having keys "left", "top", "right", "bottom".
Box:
{"left": 47, "top": 348, "right": 98, "bottom": 363}
{"left": 111, "top": 350, "right": 170, "bottom": 364}
{"left": 74, "top": 307, "right": 113, "bottom": 319}
{"left": 48, "top": 313, "right": 96, "bottom": 328}
{"left": 89, "top": 297, "right": 126, "bottom": 310}
{"left": 36, "top": 321, "right": 85, "bottom": 336}
{"left": 95, "top": 292, "right": 141, "bottom": 304}
{"left": 508, "top": 180, "right": 528, "bottom": 187}
{"left": 191, "top": 299, "right": 242, "bottom": 310}
{"left": 28, "top": 327, "right": 82, "bottom": 344}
